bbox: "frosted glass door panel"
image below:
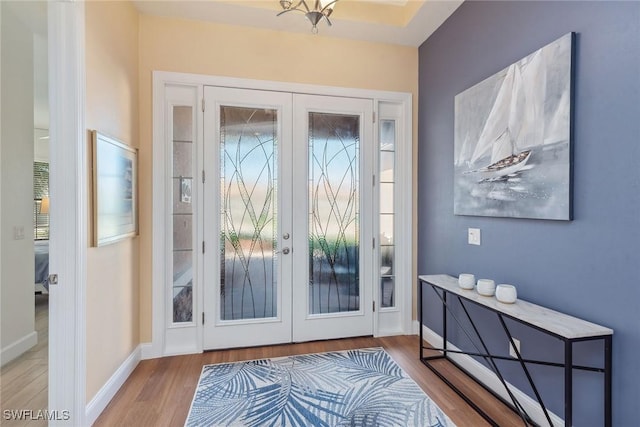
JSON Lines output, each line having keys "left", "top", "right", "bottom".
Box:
{"left": 172, "top": 106, "right": 194, "bottom": 323}
{"left": 220, "top": 106, "right": 278, "bottom": 321}
{"left": 379, "top": 119, "right": 396, "bottom": 308}
{"left": 308, "top": 112, "right": 360, "bottom": 315}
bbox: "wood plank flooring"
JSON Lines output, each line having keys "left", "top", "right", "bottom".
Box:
{"left": 0, "top": 294, "right": 48, "bottom": 427}
{"left": 95, "top": 335, "right": 524, "bottom": 426}
{"left": 0, "top": 306, "right": 526, "bottom": 427}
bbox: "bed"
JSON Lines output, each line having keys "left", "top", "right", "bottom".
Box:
{"left": 34, "top": 240, "right": 49, "bottom": 291}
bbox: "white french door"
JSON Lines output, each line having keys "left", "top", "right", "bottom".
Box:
{"left": 292, "top": 94, "right": 374, "bottom": 342}
{"left": 203, "top": 87, "right": 373, "bottom": 349}
{"left": 203, "top": 87, "right": 293, "bottom": 349}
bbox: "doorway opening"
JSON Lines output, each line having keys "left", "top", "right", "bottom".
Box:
{"left": 0, "top": 2, "right": 50, "bottom": 424}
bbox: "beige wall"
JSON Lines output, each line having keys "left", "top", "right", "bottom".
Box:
{"left": 0, "top": 1, "right": 36, "bottom": 363}
{"left": 138, "top": 15, "right": 419, "bottom": 341}
{"left": 85, "top": 0, "right": 139, "bottom": 402}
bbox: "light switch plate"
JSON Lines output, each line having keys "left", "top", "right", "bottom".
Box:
{"left": 468, "top": 228, "right": 481, "bottom": 245}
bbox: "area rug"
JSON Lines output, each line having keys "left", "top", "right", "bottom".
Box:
{"left": 185, "top": 347, "right": 455, "bottom": 427}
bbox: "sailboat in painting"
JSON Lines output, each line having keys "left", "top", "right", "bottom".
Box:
{"left": 465, "top": 48, "right": 548, "bottom": 181}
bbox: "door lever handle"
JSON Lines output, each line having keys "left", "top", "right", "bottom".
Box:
{"left": 275, "top": 247, "right": 291, "bottom": 255}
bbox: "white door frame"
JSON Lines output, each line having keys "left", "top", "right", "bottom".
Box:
{"left": 48, "top": 1, "right": 86, "bottom": 425}
{"left": 150, "top": 71, "right": 412, "bottom": 358}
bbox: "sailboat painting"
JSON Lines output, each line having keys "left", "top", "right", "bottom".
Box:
{"left": 454, "top": 33, "right": 573, "bottom": 220}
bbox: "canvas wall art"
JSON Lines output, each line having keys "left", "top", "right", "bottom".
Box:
{"left": 92, "top": 130, "right": 138, "bottom": 246}
{"left": 454, "top": 33, "right": 574, "bottom": 220}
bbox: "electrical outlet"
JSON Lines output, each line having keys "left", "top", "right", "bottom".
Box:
{"left": 509, "top": 338, "right": 521, "bottom": 358}
{"left": 468, "top": 228, "right": 481, "bottom": 245}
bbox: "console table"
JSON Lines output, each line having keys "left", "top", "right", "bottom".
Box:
{"left": 419, "top": 274, "right": 612, "bottom": 427}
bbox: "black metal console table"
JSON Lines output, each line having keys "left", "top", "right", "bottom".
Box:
{"left": 419, "top": 274, "right": 612, "bottom": 427}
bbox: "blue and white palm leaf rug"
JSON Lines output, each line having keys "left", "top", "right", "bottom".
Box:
{"left": 185, "top": 347, "right": 455, "bottom": 427}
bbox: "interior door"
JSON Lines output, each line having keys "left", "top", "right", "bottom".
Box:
{"left": 292, "top": 94, "right": 374, "bottom": 342}
{"left": 203, "top": 87, "right": 293, "bottom": 349}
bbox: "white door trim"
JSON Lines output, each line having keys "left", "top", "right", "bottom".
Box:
{"left": 149, "top": 74, "right": 167, "bottom": 359}
{"left": 151, "top": 72, "right": 412, "bottom": 358}
{"left": 48, "top": 1, "right": 87, "bottom": 425}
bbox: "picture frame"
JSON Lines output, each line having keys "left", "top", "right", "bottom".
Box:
{"left": 454, "top": 33, "right": 574, "bottom": 220}
{"left": 91, "top": 130, "right": 138, "bottom": 246}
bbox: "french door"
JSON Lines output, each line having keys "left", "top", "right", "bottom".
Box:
{"left": 292, "top": 94, "right": 374, "bottom": 342}
{"left": 203, "top": 87, "right": 373, "bottom": 349}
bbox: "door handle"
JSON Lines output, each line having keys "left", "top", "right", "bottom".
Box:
{"left": 276, "top": 247, "right": 291, "bottom": 255}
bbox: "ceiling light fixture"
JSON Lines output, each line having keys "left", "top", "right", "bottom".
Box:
{"left": 278, "top": 0, "right": 338, "bottom": 34}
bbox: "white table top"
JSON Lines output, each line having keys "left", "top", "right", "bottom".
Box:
{"left": 420, "top": 274, "right": 613, "bottom": 340}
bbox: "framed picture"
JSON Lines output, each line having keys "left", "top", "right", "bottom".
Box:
{"left": 454, "top": 33, "right": 574, "bottom": 220}
{"left": 92, "top": 130, "right": 138, "bottom": 246}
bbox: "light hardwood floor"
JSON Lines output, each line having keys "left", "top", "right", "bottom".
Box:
{"left": 0, "top": 294, "right": 48, "bottom": 427}
{"left": 0, "top": 307, "right": 525, "bottom": 427}
{"left": 95, "top": 335, "right": 523, "bottom": 426}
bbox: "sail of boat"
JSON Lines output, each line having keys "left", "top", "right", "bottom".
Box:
{"left": 466, "top": 49, "right": 547, "bottom": 180}
{"left": 470, "top": 65, "right": 515, "bottom": 164}
{"left": 544, "top": 88, "right": 570, "bottom": 145}
{"left": 456, "top": 133, "right": 473, "bottom": 167}
{"left": 515, "top": 49, "right": 545, "bottom": 149}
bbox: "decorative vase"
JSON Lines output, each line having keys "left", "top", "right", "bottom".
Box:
{"left": 458, "top": 273, "right": 475, "bottom": 290}
{"left": 476, "top": 279, "right": 496, "bottom": 296}
{"left": 496, "top": 284, "right": 517, "bottom": 303}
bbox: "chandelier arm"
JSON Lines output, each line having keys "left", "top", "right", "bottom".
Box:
{"left": 325, "top": 16, "right": 332, "bottom": 26}
{"left": 320, "top": 0, "right": 339, "bottom": 14}
{"left": 277, "top": 8, "right": 307, "bottom": 17}
{"left": 297, "top": 0, "right": 311, "bottom": 13}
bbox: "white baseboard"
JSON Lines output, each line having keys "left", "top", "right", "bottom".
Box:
{"left": 140, "top": 342, "right": 202, "bottom": 360}
{"left": 412, "top": 320, "right": 420, "bottom": 335}
{"left": 85, "top": 345, "right": 142, "bottom": 426}
{"left": 1, "top": 331, "right": 38, "bottom": 367}
{"left": 140, "top": 342, "right": 158, "bottom": 360}
{"left": 420, "top": 324, "right": 564, "bottom": 427}
{"left": 376, "top": 327, "right": 404, "bottom": 337}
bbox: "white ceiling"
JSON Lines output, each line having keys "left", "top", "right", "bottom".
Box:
{"left": 132, "top": 0, "right": 463, "bottom": 47}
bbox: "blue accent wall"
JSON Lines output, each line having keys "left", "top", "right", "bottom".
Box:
{"left": 418, "top": 1, "right": 640, "bottom": 425}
